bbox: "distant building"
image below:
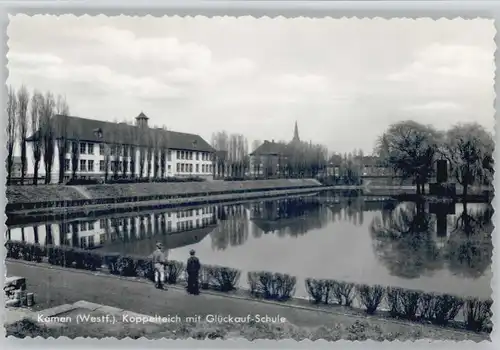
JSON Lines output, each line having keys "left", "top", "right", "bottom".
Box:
{"left": 25, "top": 112, "right": 215, "bottom": 182}
{"left": 249, "top": 121, "right": 302, "bottom": 177}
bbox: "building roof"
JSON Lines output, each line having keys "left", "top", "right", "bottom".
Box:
{"left": 250, "top": 140, "right": 289, "bottom": 156}
{"left": 26, "top": 114, "right": 215, "bottom": 153}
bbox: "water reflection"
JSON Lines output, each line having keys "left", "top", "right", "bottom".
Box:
{"left": 370, "top": 201, "right": 493, "bottom": 280}
{"left": 6, "top": 193, "right": 493, "bottom": 298}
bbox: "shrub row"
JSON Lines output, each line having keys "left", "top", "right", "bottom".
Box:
{"left": 5, "top": 242, "right": 240, "bottom": 292}
{"left": 64, "top": 176, "right": 206, "bottom": 186}
{"left": 247, "top": 271, "right": 297, "bottom": 301}
{"left": 305, "top": 278, "right": 492, "bottom": 332}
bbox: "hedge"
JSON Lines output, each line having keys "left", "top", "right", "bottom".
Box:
{"left": 305, "top": 277, "right": 492, "bottom": 332}
{"left": 65, "top": 176, "right": 206, "bottom": 186}
{"left": 5, "top": 241, "right": 239, "bottom": 292}
{"left": 247, "top": 271, "right": 296, "bottom": 301}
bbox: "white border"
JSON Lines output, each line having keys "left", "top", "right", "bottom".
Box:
{"left": 0, "top": 1, "right": 498, "bottom": 349}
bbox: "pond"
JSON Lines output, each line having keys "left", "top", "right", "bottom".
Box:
{"left": 7, "top": 191, "right": 493, "bottom": 300}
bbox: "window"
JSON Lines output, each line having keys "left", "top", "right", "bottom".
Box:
{"left": 202, "top": 152, "right": 205, "bottom": 161}
{"left": 196, "top": 152, "right": 199, "bottom": 161}
{"left": 167, "top": 221, "right": 172, "bottom": 232}
{"left": 190, "top": 151, "right": 193, "bottom": 160}
{"left": 99, "top": 144, "right": 105, "bottom": 155}
{"left": 176, "top": 150, "right": 180, "bottom": 159}
{"left": 123, "top": 146, "right": 128, "bottom": 157}
{"left": 181, "top": 151, "right": 185, "bottom": 159}
{"left": 189, "top": 164, "right": 193, "bottom": 173}
{"left": 100, "top": 234, "right": 106, "bottom": 245}
{"left": 88, "top": 235, "right": 95, "bottom": 248}
{"left": 80, "top": 142, "right": 86, "bottom": 154}
{"left": 88, "top": 221, "right": 95, "bottom": 230}
{"left": 99, "top": 160, "right": 105, "bottom": 172}
{"left": 202, "top": 164, "right": 205, "bottom": 173}
{"left": 110, "top": 145, "right": 116, "bottom": 156}
{"left": 99, "top": 219, "right": 106, "bottom": 228}
{"left": 88, "top": 160, "right": 94, "bottom": 172}
{"left": 88, "top": 143, "right": 94, "bottom": 155}
{"left": 80, "top": 237, "right": 87, "bottom": 248}
{"left": 196, "top": 164, "right": 199, "bottom": 173}
{"left": 119, "top": 146, "right": 123, "bottom": 157}
{"left": 167, "top": 150, "right": 172, "bottom": 161}
{"left": 80, "top": 222, "right": 87, "bottom": 231}
{"left": 80, "top": 159, "right": 86, "bottom": 172}
{"left": 118, "top": 161, "right": 123, "bottom": 172}
{"left": 181, "top": 164, "right": 185, "bottom": 172}
{"left": 64, "top": 159, "right": 70, "bottom": 172}
{"left": 168, "top": 164, "right": 171, "bottom": 172}
{"left": 176, "top": 163, "right": 180, "bottom": 172}
{"left": 123, "top": 161, "right": 128, "bottom": 173}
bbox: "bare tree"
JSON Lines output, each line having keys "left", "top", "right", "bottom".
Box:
{"left": 211, "top": 131, "right": 229, "bottom": 178}
{"left": 70, "top": 137, "right": 80, "bottom": 180}
{"left": 30, "top": 90, "right": 43, "bottom": 185}
{"left": 6, "top": 86, "right": 18, "bottom": 185}
{"left": 146, "top": 129, "right": 154, "bottom": 180}
{"left": 17, "top": 86, "right": 30, "bottom": 185}
{"left": 159, "top": 125, "right": 169, "bottom": 179}
{"left": 40, "top": 92, "right": 56, "bottom": 184}
{"left": 55, "top": 95, "right": 70, "bottom": 183}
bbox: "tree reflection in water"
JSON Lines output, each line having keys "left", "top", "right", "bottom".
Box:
{"left": 370, "top": 201, "right": 443, "bottom": 279}
{"left": 446, "top": 204, "right": 493, "bottom": 278}
{"left": 210, "top": 204, "right": 249, "bottom": 250}
{"left": 250, "top": 197, "right": 329, "bottom": 238}
{"left": 370, "top": 201, "right": 493, "bottom": 279}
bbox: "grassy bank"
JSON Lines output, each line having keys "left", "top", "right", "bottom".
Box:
{"left": 6, "top": 179, "right": 322, "bottom": 206}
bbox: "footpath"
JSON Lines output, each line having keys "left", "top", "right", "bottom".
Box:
{"left": 5, "top": 260, "right": 488, "bottom": 341}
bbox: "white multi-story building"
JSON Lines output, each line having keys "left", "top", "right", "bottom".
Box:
{"left": 7, "top": 205, "right": 217, "bottom": 250}
{"left": 25, "top": 112, "right": 215, "bottom": 182}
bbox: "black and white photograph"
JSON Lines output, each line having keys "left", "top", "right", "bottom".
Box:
{"left": 3, "top": 15, "right": 495, "bottom": 341}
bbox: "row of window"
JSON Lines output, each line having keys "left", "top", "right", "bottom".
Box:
{"left": 74, "top": 142, "right": 210, "bottom": 161}
{"left": 66, "top": 207, "right": 216, "bottom": 233}
{"left": 175, "top": 163, "right": 213, "bottom": 173}
{"left": 176, "top": 150, "right": 211, "bottom": 161}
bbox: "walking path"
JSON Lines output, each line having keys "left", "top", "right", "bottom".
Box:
{"left": 5, "top": 260, "right": 488, "bottom": 341}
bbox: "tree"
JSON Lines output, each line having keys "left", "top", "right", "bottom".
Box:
{"left": 17, "top": 86, "right": 30, "bottom": 185}
{"left": 70, "top": 137, "right": 80, "bottom": 180}
{"left": 40, "top": 92, "right": 56, "bottom": 184}
{"left": 376, "top": 121, "right": 441, "bottom": 195}
{"left": 6, "top": 85, "right": 18, "bottom": 185}
{"left": 30, "top": 90, "right": 43, "bottom": 185}
{"left": 443, "top": 123, "right": 494, "bottom": 201}
{"left": 55, "top": 95, "right": 70, "bottom": 183}
{"left": 211, "top": 131, "right": 229, "bottom": 178}
{"left": 159, "top": 126, "right": 169, "bottom": 179}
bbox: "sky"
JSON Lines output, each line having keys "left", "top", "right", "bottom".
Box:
{"left": 7, "top": 16, "right": 496, "bottom": 154}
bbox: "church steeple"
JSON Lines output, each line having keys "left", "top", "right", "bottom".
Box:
{"left": 292, "top": 121, "right": 300, "bottom": 143}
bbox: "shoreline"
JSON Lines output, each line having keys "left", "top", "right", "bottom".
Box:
{"left": 5, "top": 257, "right": 491, "bottom": 337}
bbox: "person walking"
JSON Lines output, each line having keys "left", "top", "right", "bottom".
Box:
{"left": 186, "top": 249, "right": 200, "bottom": 295}
{"left": 152, "top": 242, "right": 167, "bottom": 290}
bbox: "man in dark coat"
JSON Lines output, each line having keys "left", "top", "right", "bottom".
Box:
{"left": 186, "top": 249, "right": 201, "bottom": 295}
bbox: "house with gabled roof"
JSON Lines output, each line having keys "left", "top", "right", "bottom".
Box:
{"left": 25, "top": 112, "right": 216, "bottom": 182}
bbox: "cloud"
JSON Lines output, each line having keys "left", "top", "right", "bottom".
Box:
{"left": 387, "top": 43, "right": 493, "bottom": 87}
{"left": 402, "top": 101, "right": 461, "bottom": 112}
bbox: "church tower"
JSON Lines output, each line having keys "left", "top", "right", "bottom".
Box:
{"left": 292, "top": 121, "right": 300, "bottom": 143}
